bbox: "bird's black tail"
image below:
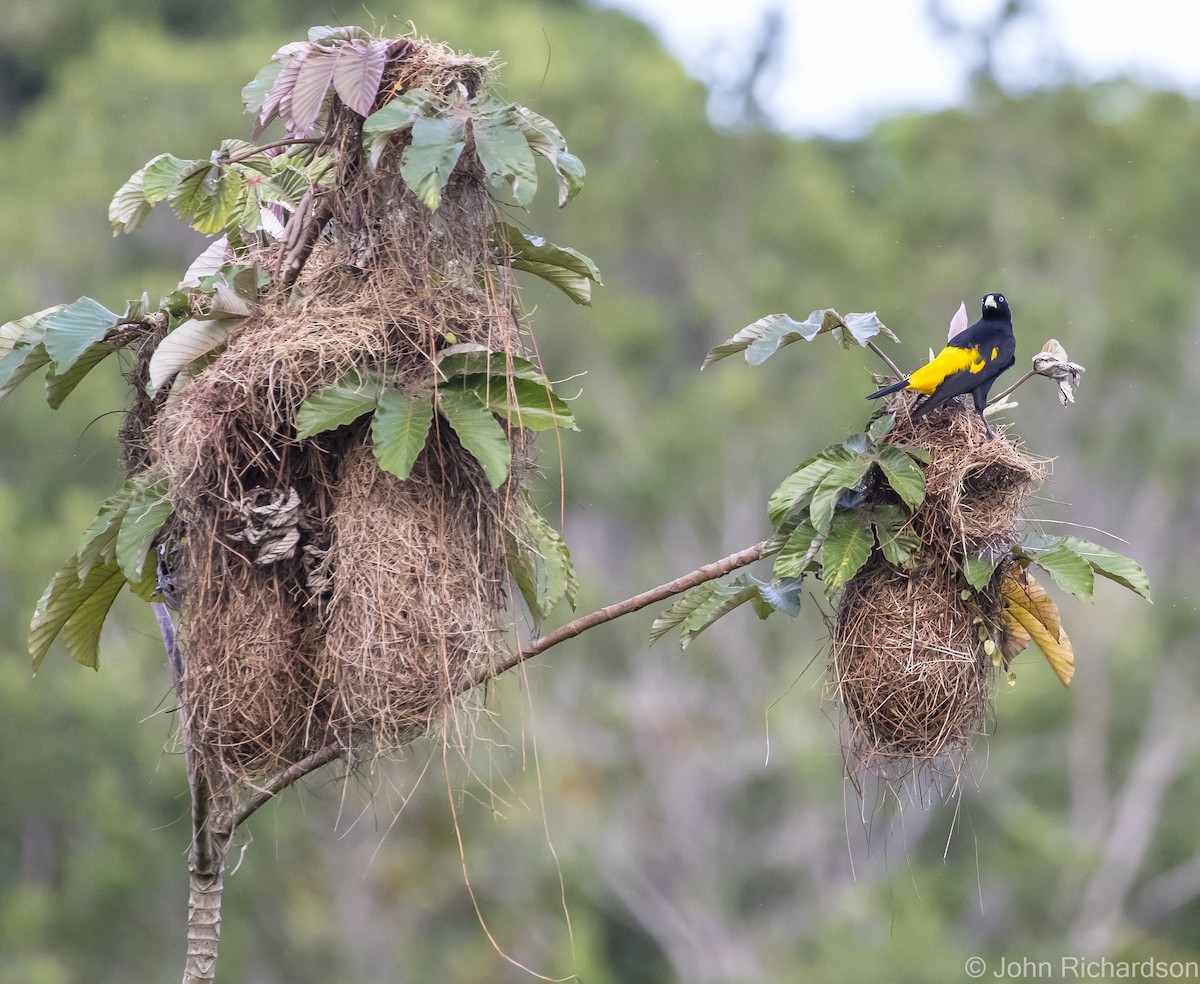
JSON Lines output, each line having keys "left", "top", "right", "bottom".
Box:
{"left": 865, "top": 377, "right": 910, "bottom": 400}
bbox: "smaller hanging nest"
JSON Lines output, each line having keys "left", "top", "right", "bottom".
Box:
{"left": 830, "top": 403, "right": 1046, "bottom": 789}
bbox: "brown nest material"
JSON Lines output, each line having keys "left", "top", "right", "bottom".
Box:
{"left": 322, "top": 442, "right": 506, "bottom": 750}
{"left": 126, "top": 39, "right": 532, "bottom": 788}
{"left": 830, "top": 399, "right": 1047, "bottom": 789}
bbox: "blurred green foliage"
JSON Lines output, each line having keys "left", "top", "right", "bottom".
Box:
{"left": 1, "top": 1, "right": 1198, "bottom": 981}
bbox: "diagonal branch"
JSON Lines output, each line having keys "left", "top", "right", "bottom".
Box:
{"left": 234, "top": 744, "right": 346, "bottom": 828}
{"left": 467, "top": 540, "right": 768, "bottom": 690}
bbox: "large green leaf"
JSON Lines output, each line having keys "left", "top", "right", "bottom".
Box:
{"left": 148, "top": 318, "right": 237, "bottom": 395}
{"left": 192, "top": 170, "right": 245, "bottom": 236}
{"left": 438, "top": 388, "right": 511, "bottom": 489}
{"left": 45, "top": 338, "right": 120, "bottom": 409}
{"left": 472, "top": 100, "right": 538, "bottom": 206}
{"left": 242, "top": 60, "right": 284, "bottom": 115}
{"left": 962, "top": 552, "right": 1002, "bottom": 591}
{"left": 143, "top": 154, "right": 198, "bottom": 204}
{"left": 362, "top": 87, "right": 436, "bottom": 165}
{"left": 703, "top": 312, "right": 824, "bottom": 368}
{"left": 0, "top": 343, "right": 51, "bottom": 402}
{"left": 820, "top": 512, "right": 875, "bottom": 597}
{"left": 30, "top": 556, "right": 126, "bottom": 671}
{"left": 76, "top": 485, "right": 138, "bottom": 580}
{"left": 434, "top": 346, "right": 549, "bottom": 384}
{"left": 809, "top": 457, "right": 872, "bottom": 534}
{"left": 116, "top": 480, "right": 172, "bottom": 583}
{"left": 109, "top": 160, "right": 156, "bottom": 234}
{"left": 39, "top": 297, "right": 121, "bottom": 374}
{"left": 506, "top": 497, "right": 577, "bottom": 623}
{"left": 871, "top": 504, "right": 920, "bottom": 566}
{"left": 875, "top": 443, "right": 926, "bottom": 510}
{"left": 767, "top": 452, "right": 838, "bottom": 527}
{"left": 496, "top": 223, "right": 602, "bottom": 305}
{"left": 773, "top": 518, "right": 822, "bottom": 579}
{"left": 169, "top": 162, "right": 219, "bottom": 225}
{"left": 1058, "top": 536, "right": 1152, "bottom": 602}
{"left": 295, "top": 371, "right": 382, "bottom": 438}
{"left": 465, "top": 376, "right": 577, "bottom": 432}
{"left": 371, "top": 388, "right": 434, "bottom": 480}
{"left": 402, "top": 113, "right": 468, "bottom": 210}
{"left": 650, "top": 577, "right": 761, "bottom": 649}
{"left": 1027, "top": 542, "right": 1095, "bottom": 602}
{"left": 512, "top": 106, "right": 585, "bottom": 206}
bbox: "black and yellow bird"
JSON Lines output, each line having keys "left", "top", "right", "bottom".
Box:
{"left": 867, "top": 292, "right": 1016, "bottom": 438}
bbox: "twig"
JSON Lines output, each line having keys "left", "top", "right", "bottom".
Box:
{"left": 467, "top": 540, "right": 768, "bottom": 689}
{"left": 987, "top": 367, "right": 1036, "bottom": 406}
{"left": 866, "top": 339, "right": 905, "bottom": 381}
{"left": 233, "top": 744, "right": 346, "bottom": 827}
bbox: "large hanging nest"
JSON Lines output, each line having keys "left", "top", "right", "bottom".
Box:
{"left": 830, "top": 403, "right": 1046, "bottom": 788}
{"left": 122, "top": 39, "right": 538, "bottom": 788}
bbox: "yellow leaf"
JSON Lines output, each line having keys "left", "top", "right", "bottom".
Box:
{"left": 1001, "top": 568, "right": 1074, "bottom": 686}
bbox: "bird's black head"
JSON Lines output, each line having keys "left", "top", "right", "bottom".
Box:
{"left": 982, "top": 291, "right": 1010, "bottom": 320}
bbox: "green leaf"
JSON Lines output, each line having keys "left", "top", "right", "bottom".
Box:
{"left": 169, "top": 162, "right": 218, "bottom": 225}
{"left": 295, "top": 371, "right": 383, "bottom": 439}
{"left": 962, "top": 552, "right": 1002, "bottom": 591}
{"left": 472, "top": 100, "right": 538, "bottom": 206}
{"left": 143, "top": 154, "right": 198, "bottom": 205}
{"left": 435, "top": 346, "right": 549, "bottom": 384}
{"left": 401, "top": 112, "right": 468, "bottom": 210}
{"left": 371, "top": 388, "right": 434, "bottom": 480}
{"left": 109, "top": 161, "right": 155, "bottom": 234}
{"left": 875, "top": 443, "right": 926, "bottom": 510}
{"left": 1027, "top": 542, "right": 1095, "bottom": 602}
{"left": 512, "top": 106, "right": 585, "bottom": 206}
{"left": 464, "top": 376, "right": 577, "bottom": 432}
{"left": 821, "top": 512, "right": 875, "bottom": 597}
{"left": 867, "top": 412, "right": 895, "bottom": 443}
{"left": 116, "top": 480, "right": 172, "bottom": 583}
{"left": 754, "top": 575, "right": 804, "bottom": 616}
{"left": 0, "top": 343, "right": 51, "bottom": 402}
{"left": 496, "top": 223, "right": 603, "bottom": 305}
{"left": 148, "top": 318, "right": 237, "bottom": 395}
{"left": 362, "top": 88, "right": 437, "bottom": 166}
{"left": 30, "top": 556, "right": 126, "bottom": 671}
{"left": 773, "top": 518, "right": 822, "bottom": 579}
{"left": 871, "top": 504, "right": 920, "bottom": 566}
{"left": 45, "top": 338, "right": 120, "bottom": 409}
{"left": 649, "top": 577, "right": 760, "bottom": 648}
{"left": 703, "top": 312, "right": 824, "bottom": 368}
{"left": 39, "top": 296, "right": 121, "bottom": 374}
{"left": 76, "top": 485, "right": 137, "bottom": 580}
{"left": 242, "top": 60, "right": 284, "bottom": 115}
{"left": 767, "top": 452, "right": 839, "bottom": 527}
{"left": 506, "top": 497, "right": 577, "bottom": 622}
{"left": 437, "top": 388, "right": 511, "bottom": 489}
{"left": 1057, "top": 536, "right": 1152, "bottom": 602}
{"left": 809, "top": 457, "right": 872, "bottom": 534}
{"left": 193, "top": 170, "right": 245, "bottom": 236}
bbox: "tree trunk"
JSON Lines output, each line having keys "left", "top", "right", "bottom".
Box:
{"left": 183, "top": 860, "right": 225, "bottom": 984}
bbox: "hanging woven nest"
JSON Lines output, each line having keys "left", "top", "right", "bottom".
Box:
{"left": 829, "top": 405, "right": 1046, "bottom": 787}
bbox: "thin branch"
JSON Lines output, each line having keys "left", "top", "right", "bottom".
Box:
{"left": 866, "top": 339, "right": 905, "bottom": 381}
{"left": 467, "top": 540, "right": 768, "bottom": 689}
{"left": 987, "top": 367, "right": 1036, "bottom": 406}
{"left": 233, "top": 744, "right": 346, "bottom": 828}
{"left": 279, "top": 193, "right": 334, "bottom": 290}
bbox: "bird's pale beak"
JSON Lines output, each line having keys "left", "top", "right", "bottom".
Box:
{"left": 984, "top": 294, "right": 998, "bottom": 309}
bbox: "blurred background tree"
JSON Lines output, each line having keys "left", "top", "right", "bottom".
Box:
{"left": 1, "top": 1, "right": 1197, "bottom": 982}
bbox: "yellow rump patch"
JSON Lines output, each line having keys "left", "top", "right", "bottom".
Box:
{"left": 906, "top": 345, "right": 982, "bottom": 394}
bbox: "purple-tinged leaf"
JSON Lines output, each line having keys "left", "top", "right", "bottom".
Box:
{"left": 332, "top": 40, "right": 389, "bottom": 117}
{"left": 257, "top": 44, "right": 311, "bottom": 136}
{"left": 948, "top": 301, "right": 969, "bottom": 340}
{"left": 288, "top": 48, "right": 338, "bottom": 136}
